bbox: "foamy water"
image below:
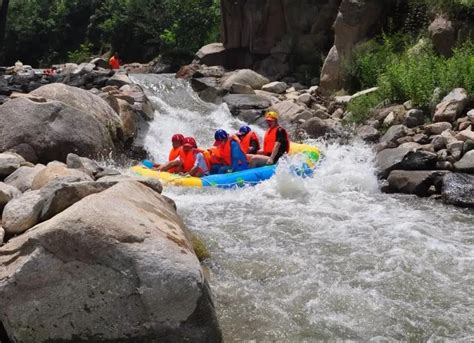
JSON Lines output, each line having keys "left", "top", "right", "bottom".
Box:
{"left": 132, "top": 74, "right": 474, "bottom": 341}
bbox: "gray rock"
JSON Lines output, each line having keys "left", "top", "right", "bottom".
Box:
{"left": 428, "top": 16, "right": 455, "bottom": 57}
{"left": 271, "top": 100, "right": 305, "bottom": 122}
{"left": 222, "top": 69, "right": 270, "bottom": 90}
{"left": 313, "top": 109, "right": 330, "bottom": 120}
{"left": 404, "top": 109, "right": 425, "bottom": 128}
{"left": 431, "top": 135, "right": 447, "bottom": 151}
{"left": 456, "top": 127, "right": 474, "bottom": 141}
{"left": 3, "top": 164, "right": 46, "bottom": 192}
{"left": 437, "top": 149, "right": 449, "bottom": 161}
{"left": 66, "top": 154, "right": 103, "bottom": 177}
{"left": 386, "top": 170, "right": 448, "bottom": 196}
{"left": 106, "top": 72, "right": 133, "bottom": 88}
{"left": 2, "top": 190, "right": 45, "bottom": 234}
{"left": 424, "top": 122, "right": 452, "bottom": 135}
{"left": 447, "top": 141, "right": 464, "bottom": 160}
{"left": 292, "top": 110, "right": 314, "bottom": 122}
{"left": 229, "top": 83, "right": 255, "bottom": 95}
{"left": 296, "top": 93, "right": 311, "bottom": 105}
{"left": 90, "top": 57, "right": 109, "bottom": 69}
{"left": 463, "top": 140, "right": 474, "bottom": 155}
{"left": 31, "top": 163, "right": 93, "bottom": 190}
{"left": 413, "top": 133, "right": 429, "bottom": 144}
{"left": 357, "top": 125, "right": 380, "bottom": 143}
{"left": 262, "top": 81, "right": 288, "bottom": 94}
{"left": 194, "top": 42, "right": 226, "bottom": 66}
{"left": 380, "top": 125, "right": 408, "bottom": 144}
{"left": 236, "top": 109, "right": 264, "bottom": 123}
{"left": 98, "top": 175, "right": 163, "bottom": 194}
{"left": 0, "top": 152, "right": 28, "bottom": 178}
{"left": 467, "top": 109, "right": 474, "bottom": 121}
{"left": 442, "top": 173, "right": 474, "bottom": 208}
{"left": 302, "top": 117, "right": 339, "bottom": 139}
{"left": 0, "top": 182, "right": 21, "bottom": 212}
{"left": 433, "top": 88, "right": 469, "bottom": 123}
{"left": 117, "top": 98, "right": 137, "bottom": 140}
{"left": 375, "top": 145, "right": 437, "bottom": 178}
{"left": 0, "top": 182, "right": 221, "bottom": 342}
{"left": 436, "top": 161, "right": 453, "bottom": 171}
{"left": 0, "top": 227, "right": 4, "bottom": 245}
{"left": 222, "top": 94, "right": 271, "bottom": 116}
{"left": 453, "top": 150, "right": 474, "bottom": 173}
{"left": 40, "top": 181, "right": 115, "bottom": 221}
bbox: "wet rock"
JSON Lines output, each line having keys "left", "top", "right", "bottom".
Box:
{"left": 0, "top": 182, "right": 222, "bottom": 342}
{"left": 436, "top": 161, "right": 453, "bottom": 171}
{"left": 2, "top": 190, "right": 45, "bottom": 234}
{"left": 386, "top": 170, "right": 448, "bottom": 196}
{"left": 442, "top": 173, "right": 474, "bottom": 208}
{"left": 424, "top": 122, "right": 452, "bottom": 135}
{"left": 357, "top": 125, "right": 380, "bottom": 143}
{"left": 453, "top": 150, "right": 474, "bottom": 173}
{"left": 0, "top": 183, "right": 21, "bottom": 212}
{"left": 447, "top": 141, "right": 464, "bottom": 160}
{"left": 404, "top": 109, "right": 425, "bottom": 128}
{"left": 222, "top": 69, "right": 269, "bottom": 90}
{"left": 117, "top": 98, "right": 137, "bottom": 140}
{"left": 31, "top": 163, "right": 93, "bottom": 190}
{"left": 222, "top": 94, "right": 271, "bottom": 116}
{"left": 262, "top": 81, "right": 288, "bottom": 94}
{"left": 0, "top": 227, "right": 4, "bottom": 245}
{"left": 433, "top": 88, "right": 469, "bottom": 123}
{"left": 380, "top": 125, "right": 408, "bottom": 144}
{"left": 375, "top": 145, "right": 437, "bottom": 178}
{"left": 0, "top": 152, "right": 28, "bottom": 179}
{"left": 3, "top": 164, "right": 46, "bottom": 192}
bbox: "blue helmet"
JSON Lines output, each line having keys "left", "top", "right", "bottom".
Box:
{"left": 239, "top": 125, "right": 251, "bottom": 135}
{"left": 214, "top": 129, "right": 229, "bottom": 141}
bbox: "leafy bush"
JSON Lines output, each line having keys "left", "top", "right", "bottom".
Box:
{"left": 67, "top": 43, "right": 93, "bottom": 64}
{"left": 346, "top": 92, "right": 385, "bottom": 124}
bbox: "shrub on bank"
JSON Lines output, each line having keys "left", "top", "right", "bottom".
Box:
{"left": 347, "top": 40, "right": 474, "bottom": 123}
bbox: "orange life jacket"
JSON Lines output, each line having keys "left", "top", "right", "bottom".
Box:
{"left": 179, "top": 149, "right": 196, "bottom": 173}
{"left": 240, "top": 131, "right": 260, "bottom": 154}
{"left": 263, "top": 126, "right": 290, "bottom": 156}
{"left": 109, "top": 56, "right": 120, "bottom": 69}
{"left": 218, "top": 135, "right": 243, "bottom": 166}
{"left": 168, "top": 147, "right": 181, "bottom": 161}
{"left": 207, "top": 146, "right": 222, "bottom": 165}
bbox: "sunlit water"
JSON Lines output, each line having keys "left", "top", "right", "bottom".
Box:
{"left": 132, "top": 74, "right": 474, "bottom": 342}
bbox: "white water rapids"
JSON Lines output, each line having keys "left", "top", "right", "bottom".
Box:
{"left": 132, "top": 74, "right": 473, "bottom": 341}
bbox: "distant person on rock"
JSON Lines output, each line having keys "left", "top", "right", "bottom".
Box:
{"left": 236, "top": 125, "right": 260, "bottom": 154}
{"left": 211, "top": 129, "right": 248, "bottom": 174}
{"left": 108, "top": 52, "right": 121, "bottom": 70}
{"left": 248, "top": 111, "right": 290, "bottom": 167}
{"left": 159, "top": 137, "right": 210, "bottom": 177}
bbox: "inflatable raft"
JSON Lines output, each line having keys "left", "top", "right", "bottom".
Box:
{"left": 131, "top": 142, "right": 320, "bottom": 188}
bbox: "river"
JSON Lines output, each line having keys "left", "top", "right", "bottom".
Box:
{"left": 132, "top": 74, "right": 473, "bottom": 342}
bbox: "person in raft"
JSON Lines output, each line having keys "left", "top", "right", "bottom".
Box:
{"left": 248, "top": 111, "right": 290, "bottom": 167}
{"left": 211, "top": 129, "right": 248, "bottom": 174}
{"left": 108, "top": 52, "right": 121, "bottom": 70}
{"left": 151, "top": 133, "right": 184, "bottom": 171}
{"left": 236, "top": 125, "right": 260, "bottom": 154}
{"left": 159, "top": 137, "right": 210, "bottom": 177}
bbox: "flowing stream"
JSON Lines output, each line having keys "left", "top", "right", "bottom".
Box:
{"left": 132, "top": 74, "right": 473, "bottom": 342}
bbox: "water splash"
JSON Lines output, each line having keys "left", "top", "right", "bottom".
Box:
{"left": 131, "top": 74, "right": 474, "bottom": 342}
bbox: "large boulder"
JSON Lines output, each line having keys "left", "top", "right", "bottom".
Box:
{"left": 442, "top": 173, "right": 474, "bottom": 208}
{"left": 379, "top": 125, "right": 408, "bottom": 144}
{"left": 194, "top": 43, "right": 227, "bottom": 67}
{"left": 30, "top": 83, "right": 123, "bottom": 140}
{"left": 0, "top": 182, "right": 222, "bottom": 342}
{"left": 2, "top": 190, "right": 45, "bottom": 234}
{"left": 221, "top": 69, "right": 270, "bottom": 90}
{"left": 385, "top": 170, "right": 448, "bottom": 197}
{"left": 271, "top": 100, "right": 306, "bottom": 122}
{"left": 433, "top": 88, "right": 469, "bottom": 123}
{"left": 0, "top": 97, "right": 117, "bottom": 163}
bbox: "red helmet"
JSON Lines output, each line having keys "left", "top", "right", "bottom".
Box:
{"left": 183, "top": 137, "right": 197, "bottom": 148}
{"left": 171, "top": 134, "right": 185, "bottom": 144}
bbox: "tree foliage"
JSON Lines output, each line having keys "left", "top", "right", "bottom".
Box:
{"left": 1, "top": 0, "right": 220, "bottom": 66}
